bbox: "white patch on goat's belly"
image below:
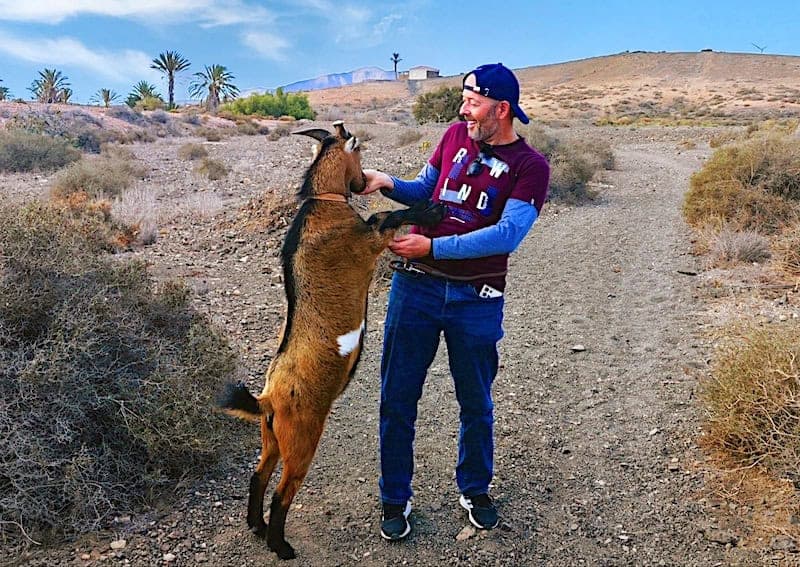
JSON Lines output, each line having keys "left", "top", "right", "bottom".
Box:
{"left": 337, "top": 321, "right": 365, "bottom": 356}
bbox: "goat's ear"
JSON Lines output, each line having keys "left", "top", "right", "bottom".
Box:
{"left": 293, "top": 128, "right": 330, "bottom": 142}
{"left": 332, "top": 120, "right": 350, "bottom": 140}
{"left": 344, "top": 136, "right": 360, "bottom": 153}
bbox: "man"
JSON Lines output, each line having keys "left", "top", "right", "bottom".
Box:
{"left": 362, "top": 63, "right": 550, "bottom": 541}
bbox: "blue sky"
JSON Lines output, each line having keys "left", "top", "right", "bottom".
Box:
{"left": 0, "top": 0, "right": 798, "bottom": 104}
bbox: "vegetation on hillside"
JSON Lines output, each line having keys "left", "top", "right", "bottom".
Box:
{"left": 412, "top": 86, "right": 462, "bottom": 123}
{"left": 221, "top": 88, "right": 315, "bottom": 120}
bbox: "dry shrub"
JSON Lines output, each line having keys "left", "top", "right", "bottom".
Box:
{"left": 177, "top": 142, "right": 208, "bottom": 160}
{"left": 51, "top": 152, "right": 148, "bottom": 200}
{"left": 236, "top": 120, "right": 259, "bottom": 136}
{"left": 707, "top": 227, "right": 771, "bottom": 268}
{"left": 196, "top": 157, "right": 228, "bottom": 180}
{"left": 773, "top": 221, "right": 800, "bottom": 277}
{"left": 519, "top": 124, "right": 614, "bottom": 204}
{"left": 702, "top": 322, "right": 800, "bottom": 481}
{"left": 112, "top": 186, "right": 160, "bottom": 245}
{"left": 353, "top": 128, "right": 373, "bottom": 142}
{"left": 396, "top": 129, "right": 423, "bottom": 147}
{"left": 0, "top": 201, "right": 241, "bottom": 551}
{"left": 197, "top": 127, "right": 224, "bottom": 142}
{"left": 267, "top": 125, "right": 291, "bottom": 141}
{"left": 684, "top": 134, "right": 800, "bottom": 234}
{"left": 0, "top": 129, "right": 81, "bottom": 172}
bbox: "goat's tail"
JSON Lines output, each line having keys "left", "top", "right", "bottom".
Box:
{"left": 218, "top": 382, "right": 272, "bottom": 422}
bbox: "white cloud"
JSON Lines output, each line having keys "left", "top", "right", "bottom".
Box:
{"left": 0, "top": 31, "right": 157, "bottom": 84}
{"left": 0, "top": 0, "right": 272, "bottom": 27}
{"left": 241, "top": 31, "right": 290, "bottom": 61}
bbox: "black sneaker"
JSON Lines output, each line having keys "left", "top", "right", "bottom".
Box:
{"left": 459, "top": 493, "right": 499, "bottom": 529}
{"left": 380, "top": 501, "right": 411, "bottom": 541}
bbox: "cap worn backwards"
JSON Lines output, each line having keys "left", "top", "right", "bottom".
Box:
{"left": 462, "top": 63, "right": 530, "bottom": 124}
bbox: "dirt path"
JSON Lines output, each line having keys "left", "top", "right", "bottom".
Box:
{"left": 13, "top": 132, "right": 766, "bottom": 566}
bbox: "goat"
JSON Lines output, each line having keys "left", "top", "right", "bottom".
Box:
{"left": 219, "top": 121, "right": 444, "bottom": 559}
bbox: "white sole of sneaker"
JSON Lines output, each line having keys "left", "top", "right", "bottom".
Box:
{"left": 459, "top": 494, "right": 499, "bottom": 529}
{"left": 380, "top": 501, "right": 412, "bottom": 541}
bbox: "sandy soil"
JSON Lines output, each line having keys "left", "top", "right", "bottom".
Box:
{"left": 6, "top": 123, "right": 770, "bottom": 566}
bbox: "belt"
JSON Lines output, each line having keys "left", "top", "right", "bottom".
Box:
{"left": 389, "top": 259, "right": 506, "bottom": 282}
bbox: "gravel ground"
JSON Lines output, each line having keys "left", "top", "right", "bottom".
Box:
{"left": 7, "top": 123, "right": 768, "bottom": 566}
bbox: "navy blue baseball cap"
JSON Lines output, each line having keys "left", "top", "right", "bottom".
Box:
{"left": 462, "top": 63, "right": 530, "bottom": 124}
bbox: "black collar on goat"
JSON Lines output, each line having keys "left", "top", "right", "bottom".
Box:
{"left": 218, "top": 121, "right": 445, "bottom": 560}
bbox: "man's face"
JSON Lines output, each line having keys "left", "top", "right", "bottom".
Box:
{"left": 460, "top": 73, "right": 502, "bottom": 143}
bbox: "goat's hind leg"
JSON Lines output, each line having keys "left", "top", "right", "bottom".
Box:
{"left": 267, "top": 414, "right": 325, "bottom": 560}
{"left": 248, "top": 416, "right": 280, "bottom": 537}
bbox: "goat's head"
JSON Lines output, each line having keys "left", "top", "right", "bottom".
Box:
{"left": 294, "top": 121, "right": 366, "bottom": 199}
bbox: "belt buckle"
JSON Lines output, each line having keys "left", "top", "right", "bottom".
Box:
{"left": 401, "top": 260, "right": 425, "bottom": 275}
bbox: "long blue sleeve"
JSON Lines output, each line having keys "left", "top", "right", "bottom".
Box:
{"left": 382, "top": 163, "right": 439, "bottom": 205}
{"left": 432, "top": 199, "right": 539, "bottom": 259}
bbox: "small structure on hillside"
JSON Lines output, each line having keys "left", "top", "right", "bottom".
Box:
{"left": 407, "top": 66, "right": 440, "bottom": 80}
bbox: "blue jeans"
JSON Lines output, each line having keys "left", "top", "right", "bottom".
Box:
{"left": 379, "top": 271, "right": 504, "bottom": 505}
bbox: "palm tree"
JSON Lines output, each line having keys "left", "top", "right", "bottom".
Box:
{"left": 58, "top": 88, "right": 73, "bottom": 104}
{"left": 151, "top": 50, "right": 190, "bottom": 109}
{"left": 29, "top": 68, "right": 70, "bottom": 103}
{"left": 90, "top": 88, "right": 120, "bottom": 107}
{"left": 390, "top": 52, "right": 402, "bottom": 79}
{"left": 126, "top": 81, "right": 162, "bottom": 108}
{"left": 0, "top": 79, "right": 9, "bottom": 101}
{"left": 189, "top": 64, "right": 239, "bottom": 112}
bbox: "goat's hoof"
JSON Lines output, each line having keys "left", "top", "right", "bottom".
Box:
{"left": 268, "top": 538, "right": 296, "bottom": 560}
{"left": 247, "top": 518, "right": 267, "bottom": 538}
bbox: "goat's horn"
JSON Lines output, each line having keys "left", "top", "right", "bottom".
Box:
{"left": 332, "top": 120, "right": 350, "bottom": 140}
{"left": 292, "top": 128, "right": 331, "bottom": 142}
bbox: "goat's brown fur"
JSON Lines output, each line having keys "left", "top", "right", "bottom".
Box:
{"left": 219, "top": 121, "right": 444, "bottom": 559}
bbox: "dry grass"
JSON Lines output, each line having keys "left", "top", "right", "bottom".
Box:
{"left": 112, "top": 186, "right": 160, "bottom": 245}
{"left": 707, "top": 227, "right": 771, "bottom": 268}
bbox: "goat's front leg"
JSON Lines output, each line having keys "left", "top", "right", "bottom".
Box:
{"left": 367, "top": 199, "right": 445, "bottom": 232}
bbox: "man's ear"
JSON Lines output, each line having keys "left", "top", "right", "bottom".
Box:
{"left": 497, "top": 101, "right": 513, "bottom": 120}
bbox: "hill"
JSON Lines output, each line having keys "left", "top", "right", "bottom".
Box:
{"left": 281, "top": 66, "right": 395, "bottom": 92}
{"left": 305, "top": 51, "right": 800, "bottom": 123}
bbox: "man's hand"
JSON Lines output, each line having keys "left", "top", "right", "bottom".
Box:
{"left": 362, "top": 169, "right": 394, "bottom": 196}
{"left": 389, "top": 234, "right": 432, "bottom": 259}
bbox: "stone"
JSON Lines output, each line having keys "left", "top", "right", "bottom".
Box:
{"left": 456, "top": 525, "right": 477, "bottom": 541}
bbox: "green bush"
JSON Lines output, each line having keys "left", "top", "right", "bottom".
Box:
{"left": 0, "top": 202, "right": 241, "bottom": 548}
{"left": 412, "top": 86, "right": 462, "bottom": 124}
{"left": 0, "top": 130, "right": 81, "bottom": 172}
{"left": 683, "top": 133, "right": 800, "bottom": 233}
{"left": 222, "top": 88, "right": 315, "bottom": 120}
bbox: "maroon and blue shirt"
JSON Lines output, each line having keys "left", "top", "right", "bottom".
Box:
{"left": 387, "top": 121, "right": 550, "bottom": 291}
